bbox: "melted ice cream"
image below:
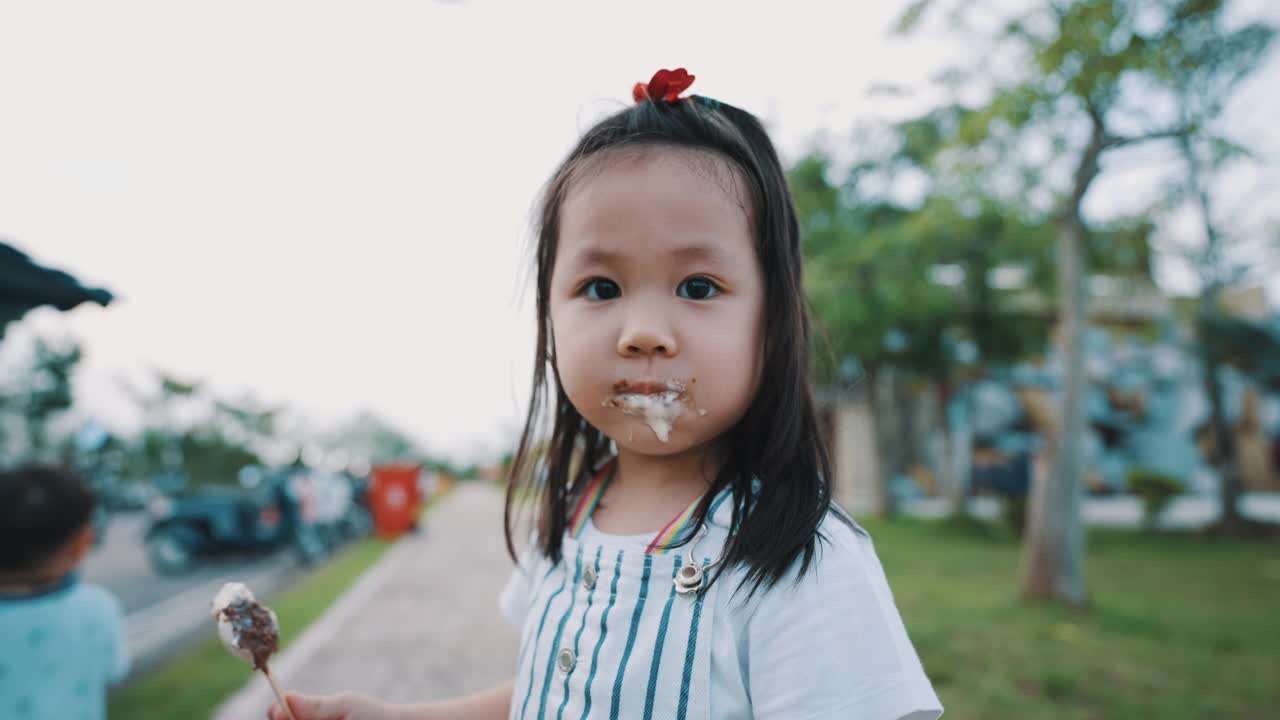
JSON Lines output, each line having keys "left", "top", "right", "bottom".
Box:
{"left": 211, "top": 582, "right": 280, "bottom": 669}
{"left": 611, "top": 391, "right": 684, "bottom": 441}
{"left": 605, "top": 380, "right": 695, "bottom": 442}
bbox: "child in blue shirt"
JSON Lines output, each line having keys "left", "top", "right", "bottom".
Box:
{"left": 0, "top": 465, "right": 130, "bottom": 720}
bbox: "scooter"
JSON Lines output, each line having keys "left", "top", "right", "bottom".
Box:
{"left": 143, "top": 469, "right": 327, "bottom": 575}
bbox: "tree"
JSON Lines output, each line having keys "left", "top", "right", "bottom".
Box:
{"left": 792, "top": 148, "right": 1053, "bottom": 516}
{"left": 118, "top": 370, "right": 204, "bottom": 475}
{"left": 895, "top": 0, "right": 1267, "bottom": 606}
{"left": 0, "top": 335, "right": 82, "bottom": 461}
{"left": 177, "top": 426, "right": 263, "bottom": 487}
{"left": 213, "top": 396, "right": 281, "bottom": 456}
{"left": 325, "top": 411, "right": 423, "bottom": 465}
{"left": 1151, "top": 3, "right": 1275, "bottom": 535}
{"left": 792, "top": 151, "right": 954, "bottom": 516}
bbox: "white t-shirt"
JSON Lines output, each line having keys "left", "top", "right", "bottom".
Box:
{"left": 499, "top": 506, "right": 943, "bottom": 720}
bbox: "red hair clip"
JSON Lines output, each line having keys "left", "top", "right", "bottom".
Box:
{"left": 632, "top": 68, "right": 695, "bottom": 104}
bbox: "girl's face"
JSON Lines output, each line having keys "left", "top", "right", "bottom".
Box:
{"left": 550, "top": 149, "right": 765, "bottom": 457}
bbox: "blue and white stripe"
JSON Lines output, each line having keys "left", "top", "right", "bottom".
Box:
{"left": 509, "top": 488, "right": 733, "bottom": 720}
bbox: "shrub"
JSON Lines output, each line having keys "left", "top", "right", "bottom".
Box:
{"left": 1127, "top": 467, "right": 1183, "bottom": 529}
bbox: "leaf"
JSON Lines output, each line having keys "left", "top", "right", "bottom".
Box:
{"left": 894, "top": 0, "right": 935, "bottom": 34}
{"left": 897, "top": 114, "right": 948, "bottom": 164}
{"left": 160, "top": 373, "right": 198, "bottom": 397}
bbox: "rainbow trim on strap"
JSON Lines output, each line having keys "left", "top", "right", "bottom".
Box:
{"left": 644, "top": 497, "right": 701, "bottom": 554}
{"left": 569, "top": 459, "right": 614, "bottom": 538}
{"left": 568, "top": 457, "right": 724, "bottom": 554}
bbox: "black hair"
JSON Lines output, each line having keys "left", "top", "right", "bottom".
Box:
{"left": 0, "top": 465, "right": 95, "bottom": 573}
{"left": 505, "top": 92, "right": 835, "bottom": 599}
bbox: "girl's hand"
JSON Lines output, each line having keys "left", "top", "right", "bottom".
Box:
{"left": 268, "top": 691, "right": 400, "bottom": 720}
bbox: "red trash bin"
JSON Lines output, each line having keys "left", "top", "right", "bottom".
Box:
{"left": 369, "top": 464, "right": 423, "bottom": 539}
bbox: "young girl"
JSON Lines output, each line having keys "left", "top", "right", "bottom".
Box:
{"left": 271, "top": 68, "right": 942, "bottom": 720}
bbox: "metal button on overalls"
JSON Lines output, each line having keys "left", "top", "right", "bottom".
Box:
{"left": 557, "top": 647, "right": 576, "bottom": 673}
{"left": 582, "top": 566, "right": 597, "bottom": 590}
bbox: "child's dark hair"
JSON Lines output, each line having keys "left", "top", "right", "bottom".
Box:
{"left": 505, "top": 92, "right": 835, "bottom": 598}
{"left": 0, "top": 464, "right": 95, "bottom": 572}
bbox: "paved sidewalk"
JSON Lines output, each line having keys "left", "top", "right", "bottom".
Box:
{"left": 216, "top": 483, "right": 521, "bottom": 719}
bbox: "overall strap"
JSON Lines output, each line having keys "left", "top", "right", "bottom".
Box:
{"left": 644, "top": 491, "right": 705, "bottom": 554}
{"left": 567, "top": 457, "right": 731, "bottom": 554}
{"left": 567, "top": 457, "right": 615, "bottom": 538}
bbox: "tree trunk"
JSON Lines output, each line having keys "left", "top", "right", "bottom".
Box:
{"left": 1199, "top": 304, "right": 1246, "bottom": 534}
{"left": 861, "top": 368, "right": 887, "bottom": 517}
{"left": 1021, "top": 109, "right": 1103, "bottom": 609}
{"left": 869, "top": 366, "right": 904, "bottom": 517}
{"left": 938, "top": 379, "right": 972, "bottom": 517}
{"left": 893, "top": 369, "right": 914, "bottom": 512}
{"left": 1022, "top": 213, "right": 1089, "bottom": 607}
{"left": 1180, "top": 133, "right": 1246, "bottom": 535}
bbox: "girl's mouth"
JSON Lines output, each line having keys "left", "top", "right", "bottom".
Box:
{"left": 604, "top": 379, "right": 702, "bottom": 442}
{"left": 611, "top": 379, "right": 686, "bottom": 396}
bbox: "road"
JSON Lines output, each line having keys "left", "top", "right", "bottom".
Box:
{"left": 83, "top": 513, "right": 303, "bottom": 678}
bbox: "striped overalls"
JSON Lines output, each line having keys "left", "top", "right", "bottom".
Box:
{"left": 509, "top": 461, "right": 734, "bottom": 720}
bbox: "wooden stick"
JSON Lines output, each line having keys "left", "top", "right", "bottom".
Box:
{"left": 262, "top": 665, "right": 298, "bottom": 720}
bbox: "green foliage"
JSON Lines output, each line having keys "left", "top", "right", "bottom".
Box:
{"left": 1002, "top": 495, "right": 1030, "bottom": 537}
{"left": 897, "top": 0, "right": 1274, "bottom": 212}
{"left": 420, "top": 457, "right": 476, "bottom": 479}
{"left": 107, "top": 373, "right": 276, "bottom": 485}
{"left": 159, "top": 374, "right": 198, "bottom": 397}
{"left": 792, "top": 151, "right": 1053, "bottom": 386}
{"left": 1089, "top": 216, "right": 1156, "bottom": 277}
{"left": 896, "top": 111, "right": 951, "bottom": 166}
{"left": 1126, "top": 467, "right": 1184, "bottom": 527}
{"left": 179, "top": 428, "right": 263, "bottom": 486}
{"left": 893, "top": 0, "right": 934, "bottom": 34}
{"left": 0, "top": 335, "right": 82, "bottom": 459}
{"left": 118, "top": 429, "right": 169, "bottom": 478}
{"left": 109, "top": 426, "right": 262, "bottom": 487}
{"left": 23, "top": 337, "right": 81, "bottom": 419}
{"left": 326, "top": 411, "right": 423, "bottom": 464}
{"left": 1152, "top": 2, "right": 1275, "bottom": 124}
{"left": 214, "top": 399, "right": 279, "bottom": 439}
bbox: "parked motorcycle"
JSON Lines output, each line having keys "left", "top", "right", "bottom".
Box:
{"left": 340, "top": 471, "right": 373, "bottom": 540}
{"left": 143, "top": 468, "right": 327, "bottom": 575}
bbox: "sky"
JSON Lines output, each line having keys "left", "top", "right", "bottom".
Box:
{"left": 2, "top": 0, "right": 1277, "bottom": 464}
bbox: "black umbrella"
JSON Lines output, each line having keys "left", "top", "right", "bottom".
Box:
{"left": 0, "top": 241, "right": 114, "bottom": 338}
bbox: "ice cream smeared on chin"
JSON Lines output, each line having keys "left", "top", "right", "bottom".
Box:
{"left": 604, "top": 379, "right": 706, "bottom": 442}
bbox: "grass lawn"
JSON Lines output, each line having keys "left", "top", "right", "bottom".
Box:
{"left": 109, "top": 492, "right": 445, "bottom": 719}
{"left": 863, "top": 516, "right": 1280, "bottom": 719}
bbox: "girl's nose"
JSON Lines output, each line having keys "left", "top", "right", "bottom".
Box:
{"left": 617, "top": 318, "right": 678, "bottom": 358}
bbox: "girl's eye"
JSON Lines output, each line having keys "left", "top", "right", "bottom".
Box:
{"left": 677, "top": 276, "right": 721, "bottom": 300}
{"left": 582, "top": 278, "right": 621, "bottom": 301}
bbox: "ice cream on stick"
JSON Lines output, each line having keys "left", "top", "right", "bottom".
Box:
{"left": 211, "top": 582, "right": 295, "bottom": 720}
